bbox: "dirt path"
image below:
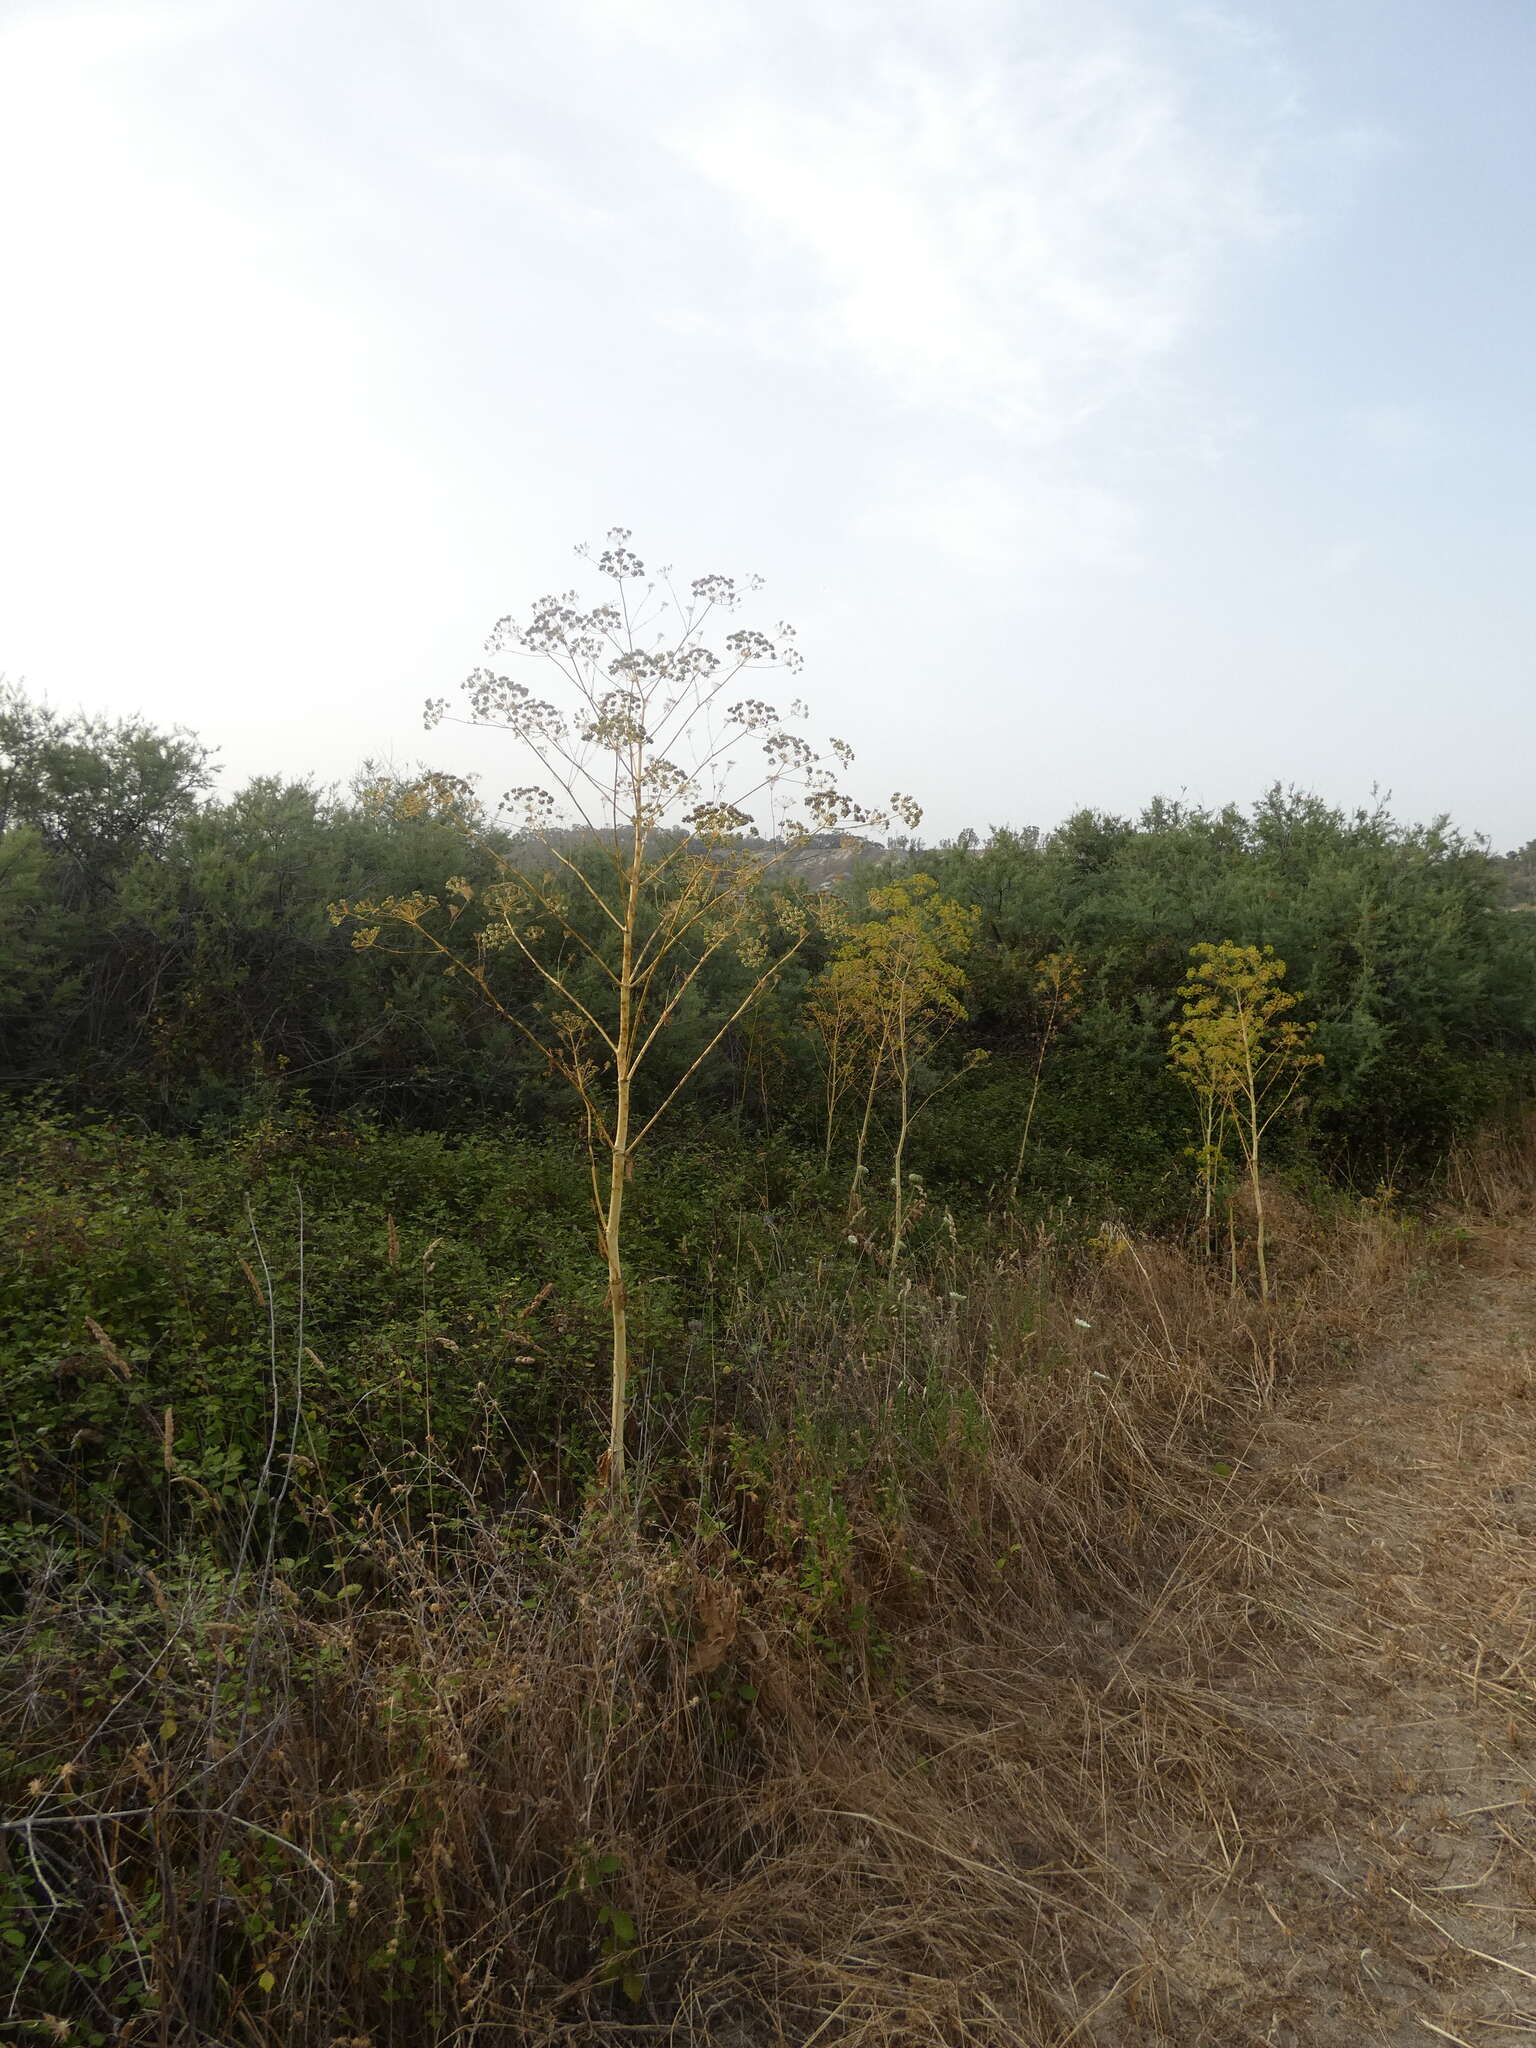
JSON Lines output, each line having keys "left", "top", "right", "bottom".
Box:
{"left": 1127, "top": 1219, "right": 1536, "bottom": 2046}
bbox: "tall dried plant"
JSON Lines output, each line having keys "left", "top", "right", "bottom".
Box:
{"left": 332, "top": 530, "right": 916, "bottom": 1487}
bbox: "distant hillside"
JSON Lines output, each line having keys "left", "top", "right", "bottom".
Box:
{"left": 775, "top": 832, "right": 891, "bottom": 890}
{"left": 493, "top": 823, "right": 897, "bottom": 888}
{"left": 508, "top": 826, "right": 896, "bottom": 892}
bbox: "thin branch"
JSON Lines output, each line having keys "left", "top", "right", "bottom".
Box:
{"left": 630, "top": 931, "right": 810, "bottom": 1151}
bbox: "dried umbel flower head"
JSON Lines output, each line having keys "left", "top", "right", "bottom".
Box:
{"left": 331, "top": 532, "right": 921, "bottom": 1488}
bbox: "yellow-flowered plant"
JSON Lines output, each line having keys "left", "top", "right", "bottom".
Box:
{"left": 809, "top": 873, "right": 983, "bottom": 1275}
{"left": 1169, "top": 941, "right": 1322, "bottom": 1300}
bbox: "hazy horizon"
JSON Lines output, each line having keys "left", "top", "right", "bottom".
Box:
{"left": 3, "top": 1, "right": 1532, "bottom": 851}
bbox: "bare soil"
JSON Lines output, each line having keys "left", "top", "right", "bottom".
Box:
{"left": 1109, "top": 1219, "right": 1536, "bottom": 2045}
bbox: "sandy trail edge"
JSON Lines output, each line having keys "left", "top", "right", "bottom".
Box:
{"left": 1110, "top": 1218, "right": 1536, "bottom": 2046}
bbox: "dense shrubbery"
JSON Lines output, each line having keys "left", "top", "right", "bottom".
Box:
{"left": 926, "top": 795, "right": 1536, "bottom": 1181}
{"left": 0, "top": 1101, "right": 851, "bottom": 1562}
{"left": 4, "top": 679, "right": 1536, "bottom": 2041}
{"left": 5, "top": 1141, "right": 1521, "bottom": 2042}
{"left": 4, "top": 685, "right": 1532, "bottom": 1174}
{"left": 2, "top": 683, "right": 1534, "bottom": 1525}
{"left": 1506, "top": 835, "right": 1536, "bottom": 908}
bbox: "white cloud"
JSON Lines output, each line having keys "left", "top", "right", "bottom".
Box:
{"left": 434, "top": 146, "right": 617, "bottom": 235}
{"left": 11, "top": 0, "right": 1486, "bottom": 838}
{"left": 855, "top": 471, "right": 1140, "bottom": 585}
{"left": 445, "top": 0, "right": 1316, "bottom": 443}
{"left": 1322, "top": 539, "right": 1367, "bottom": 578}
{"left": 0, "top": 0, "right": 247, "bottom": 68}
{"left": 441, "top": 0, "right": 1324, "bottom": 587}
{"left": 0, "top": 7, "right": 464, "bottom": 774}
{"left": 657, "top": 0, "right": 1298, "bottom": 436}
{"left": 1351, "top": 403, "right": 1445, "bottom": 458}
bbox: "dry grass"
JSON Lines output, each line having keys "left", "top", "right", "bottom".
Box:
{"left": 3, "top": 1132, "right": 1531, "bottom": 2046}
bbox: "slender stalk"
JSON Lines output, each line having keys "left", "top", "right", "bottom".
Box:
{"left": 888, "top": 998, "right": 912, "bottom": 1279}
{"left": 603, "top": 736, "right": 646, "bottom": 1490}
{"left": 1241, "top": 1009, "right": 1269, "bottom": 1303}
{"left": 1009, "top": 1009, "right": 1055, "bottom": 1200}
{"left": 603, "top": 1141, "right": 629, "bottom": 1487}
{"left": 848, "top": 1023, "right": 887, "bottom": 1221}
{"left": 820, "top": 1015, "right": 843, "bottom": 1170}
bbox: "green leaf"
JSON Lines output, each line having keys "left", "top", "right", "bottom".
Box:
{"left": 258, "top": 1969, "right": 276, "bottom": 1993}
{"left": 622, "top": 1972, "right": 644, "bottom": 2004}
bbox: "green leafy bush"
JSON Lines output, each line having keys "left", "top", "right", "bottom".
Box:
{"left": 0, "top": 1103, "right": 830, "bottom": 1559}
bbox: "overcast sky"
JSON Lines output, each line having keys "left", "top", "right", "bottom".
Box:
{"left": 2, "top": 0, "right": 1532, "bottom": 848}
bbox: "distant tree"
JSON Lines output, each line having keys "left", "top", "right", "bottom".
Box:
{"left": 0, "top": 680, "right": 211, "bottom": 902}
{"left": 0, "top": 684, "right": 213, "bottom": 1101}
{"left": 1503, "top": 838, "right": 1536, "bottom": 909}
{"left": 332, "top": 531, "right": 917, "bottom": 1489}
